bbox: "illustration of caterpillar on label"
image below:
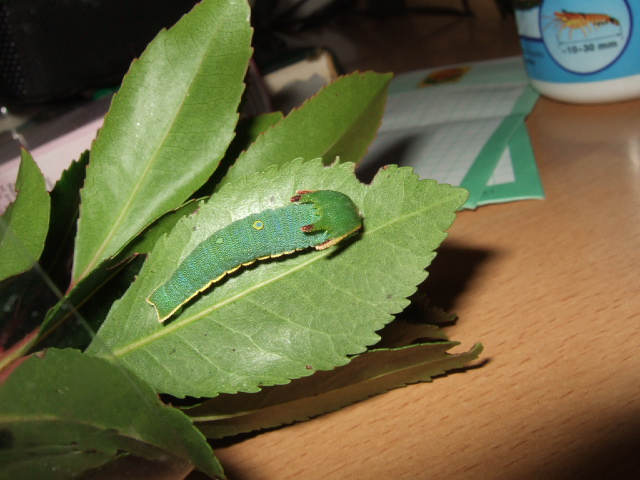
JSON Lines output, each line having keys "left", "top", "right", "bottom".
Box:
{"left": 147, "top": 190, "right": 362, "bottom": 322}
{"left": 545, "top": 10, "right": 621, "bottom": 40}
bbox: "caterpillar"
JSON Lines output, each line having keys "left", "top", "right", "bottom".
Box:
{"left": 147, "top": 190, "right": 362, "bottom": 322}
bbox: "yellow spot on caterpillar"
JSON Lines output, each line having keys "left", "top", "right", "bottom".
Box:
{"left": 253, "top": 220, "right": 264, "bottom": 230}
{"left": 215, "top": 237, "right": 223, "bottom": 244}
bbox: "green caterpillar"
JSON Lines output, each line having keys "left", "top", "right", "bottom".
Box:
{"left": 147, "top": 190, "right": 362, "bottom": 322}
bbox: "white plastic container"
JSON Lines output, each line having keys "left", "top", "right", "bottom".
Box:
{"left": 514, "top": 0, "right": 640, "bottom": 103}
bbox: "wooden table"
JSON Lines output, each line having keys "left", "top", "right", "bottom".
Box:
{"left": 212, "top": 97, "right": 640, "bottom": 478}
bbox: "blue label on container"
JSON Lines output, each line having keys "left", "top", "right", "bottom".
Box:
{"left": 516, "top": 0, "right": 639, "bottom": 82}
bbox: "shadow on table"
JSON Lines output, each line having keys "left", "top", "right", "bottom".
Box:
{"left": 523, "top": 413, "right": 640, "bottom": 480}
{"left": 419, "top": 242, "right": 497, "bottom": 313}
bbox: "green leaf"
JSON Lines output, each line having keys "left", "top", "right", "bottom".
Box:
{"left": 87, "top": 160, "right": 467, "bottom": 398}
{"left": 36, "top": 200, "right": 200, "bottom": 352}
{"left": 196, "top": 111, "right": 285, "bottom": 197}
{"left": 373, "top": 317, "right": 450, "bottom": 349}
{"left": 0, "top": 349, "right": 224, "bottom": 479}
{"left": 0, "top": 149, "right": 51, "bottom": 281}
{"left": 224, "top": 112, "right": 285, "bottom": 167}
{"left": 36, "top": 256, "right": 146, "bottom": 352}
{"left": 219, "top": 71, "right": 392, "bottom": 188}
{"left": 72, "top": 0, "right": 252, "bottom": 284}
{"left": 40, "top": 151, "right": 89, "bottom": 291}
{"left": 118, "top": 199, "right": 202, "bottom": 258}
{"left": 190, "top": 341, "right": 483, "bottom": 439}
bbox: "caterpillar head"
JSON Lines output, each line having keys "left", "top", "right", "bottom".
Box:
{"left": 291, "top": 190, "right": 362, "bottom": 250}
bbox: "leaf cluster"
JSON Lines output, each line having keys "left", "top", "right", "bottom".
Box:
{"left": 0, "top": 1, "right": 480, "bottom": 478}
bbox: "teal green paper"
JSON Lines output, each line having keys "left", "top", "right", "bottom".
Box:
{"left": 147, "top": 190, "right": 361, "bottom": 321}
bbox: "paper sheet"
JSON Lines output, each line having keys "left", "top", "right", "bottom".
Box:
{"left": 357, "top": 57, "right": 544, "bottom": 209}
